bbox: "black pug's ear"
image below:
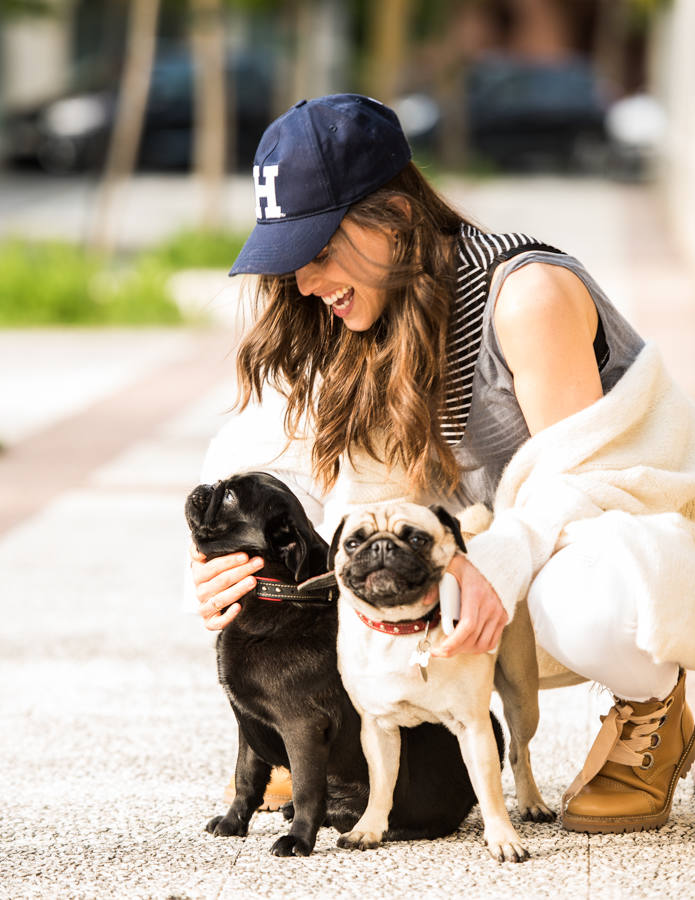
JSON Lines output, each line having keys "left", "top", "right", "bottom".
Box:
{"left": 327, "top": 517, "right": 347, "bottom": 570}
{"left": 429, "top": 505, "right": 466, "bottom": 553}
{"left": 267, "top": 516, "right": 314, "bottom": 583}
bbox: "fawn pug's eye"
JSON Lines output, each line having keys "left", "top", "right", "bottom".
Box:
{"left": 398, "top": 527, "right": 432, "bottom": 551}
{"left": 343, "top": 528, "right": 369, "bottom": 554}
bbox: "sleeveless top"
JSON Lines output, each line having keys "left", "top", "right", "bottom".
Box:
{"left": 443, "top": 223, "right": 645, "bottom": 509}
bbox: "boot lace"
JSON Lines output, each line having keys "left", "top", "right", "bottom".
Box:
{"left": 562, "top": 696, "right": 671, "bottom": 811}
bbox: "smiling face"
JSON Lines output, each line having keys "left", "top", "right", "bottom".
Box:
{"left": 293, "top": 218, "right": 394, "bottom": 332}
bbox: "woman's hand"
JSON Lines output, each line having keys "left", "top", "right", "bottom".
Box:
{"left": 190, "top": 545, "right": 264, "bottom": 631}
{"left": 430, "top": 554, "right": 508, "bottom": 657}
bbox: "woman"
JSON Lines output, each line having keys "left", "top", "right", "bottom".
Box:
{"left": 191, "top": 94, "right": 695, "bottom": 832}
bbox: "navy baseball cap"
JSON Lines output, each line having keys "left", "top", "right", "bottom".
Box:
{"left": 230, "top": 94, "right": 412, "bottom": 276}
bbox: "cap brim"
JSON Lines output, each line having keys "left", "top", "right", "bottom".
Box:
{"left": 229, "top": 206, "right": 349, "bottom": 276}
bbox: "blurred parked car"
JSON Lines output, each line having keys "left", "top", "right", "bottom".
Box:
{"left": 392, "top": 93, "right": 441, "bottom": 156}
{"left": 2, "top": 47, "right": 272, "bottom": 174}
{"left": 465, "top": 55, "right": 611, "bottom": 172}
{"left": 605, "top": 92, "right": 667, "bottom": 181}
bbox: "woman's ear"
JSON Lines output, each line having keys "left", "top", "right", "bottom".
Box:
{"left": 388, "top": 196, "right": 412, "bottom": 238}
{"left": 389, "top": 195, "right": 412, "bottom": 220}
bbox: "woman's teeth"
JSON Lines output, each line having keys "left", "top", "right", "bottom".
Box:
{"left": 321, "top": 286, "right": 352, "bottom": 308}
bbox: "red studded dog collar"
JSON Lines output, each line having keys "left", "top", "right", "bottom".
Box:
{"left": 354, "top": 607, "right": 441, "bottom": 635}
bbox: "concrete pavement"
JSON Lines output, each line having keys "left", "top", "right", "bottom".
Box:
{"left": 1, "top": 175, "right": 694, "bottom": 899}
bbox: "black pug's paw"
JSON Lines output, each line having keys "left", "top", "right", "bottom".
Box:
{"left": 281, "top": 801, "right": 295, "bottom": 821}
{"left": 205, "top": 813, "right": 248, "bottom": 837}
{"left": 270, "top": 834, "right": 313, "bottom": 857}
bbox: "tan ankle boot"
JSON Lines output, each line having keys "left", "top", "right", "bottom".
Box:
{"left": 562, "top": 669, "right": 695, "bottom": 833}
{"left": 223, "top": 766, "right": 293, "bottom": 812}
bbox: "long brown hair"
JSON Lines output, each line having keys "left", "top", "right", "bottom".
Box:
{"left": 235, "top": 162, "right": 472, "bottom": 495}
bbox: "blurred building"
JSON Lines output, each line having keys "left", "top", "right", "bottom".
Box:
{"left": 650, "top": 0, "right": 695, "bottom": 268}
{"left": 1, "top": 0, "right": 693, "bottom": 271}
{"left": 1, "top": 0, "right": 73, "bottom": 110}
{"left": 0, "top": 0, "right": 349, "bottom": 172}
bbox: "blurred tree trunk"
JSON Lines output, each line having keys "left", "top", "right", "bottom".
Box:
{"left": 190, "top": 0, "right": 228, "bottom": 229}
{"left": 90, "top": 0, "right": 160, "bottom": 253}
{"left": 364, "top": 0, "right": 413, "bottom": 103}
{"left": 290, "top": 0, "right": 313, "bottom": 103}
{"left": 593, "top": 0, "right": 629, "bottom": 89}
{"left": 506, "top": 0, "right": 572, "bottom": 59}
{"left": 434, "top": 57, "right": 468, "bottom": 170}
{"left": 274, "top": 0, "right": 348, "bottom": 112}
{"left": 427, "top": 2, "right": 475, "bottom": 170}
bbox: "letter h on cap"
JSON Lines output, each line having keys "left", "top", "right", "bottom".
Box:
{"left": 253, "top": 165, "right": 284, "bottom": 219}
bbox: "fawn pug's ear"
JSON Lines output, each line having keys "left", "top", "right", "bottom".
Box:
{"left": 428, "top": 505, "right": 467, "bottom": 553}
{"left": 328, "top": 517, "right": 347, "bottom": 570}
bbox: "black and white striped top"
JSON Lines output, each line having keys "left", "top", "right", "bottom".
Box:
{"left": 439, "top": 223, "right": 561, "bottom": 445}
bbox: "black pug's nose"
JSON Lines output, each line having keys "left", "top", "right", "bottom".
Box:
{"left": 185, "top": 482, "right": 224, "bottom": 532}
{"left": 191, "top": 484, "right": 213, "bottom": 503}
{"left": 185, "top": 484, "right": 210, "bottom": 520}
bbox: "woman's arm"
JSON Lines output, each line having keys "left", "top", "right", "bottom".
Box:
{"left": 433, "top": 262, "right": 604, "bottom": 656}
{"left": 494, "top": 261, "right": 604, "bottom": 434}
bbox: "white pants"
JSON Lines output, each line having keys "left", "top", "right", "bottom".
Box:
{"left": 527, "top": 511, "right": 681, "bottom": 702}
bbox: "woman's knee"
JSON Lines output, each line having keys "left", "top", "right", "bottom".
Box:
{"left": 526, "top": 532, "right": 678, "bottom": 699}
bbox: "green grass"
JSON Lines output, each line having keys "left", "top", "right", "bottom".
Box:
{"left": 143, "top": 228, "right": 246, "bottom": 271}
{"left": 0, "top": 229, "right": 247, "bottom": 326}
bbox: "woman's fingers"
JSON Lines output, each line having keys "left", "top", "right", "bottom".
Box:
{"left": 193, "top": 555, "right": 264, "bottom": 604}
{"left": 189, "top": 543, "right": 206, "bottom": 563}
{"left": 430, "top": 554, "right": 507, "bottom": 657}
{"left": 192, "top": 551, "right": 250, "bottom": 583}
{"left": 471, "top": 608, "right": 507, "bottom": 654}
{"left": 189, "top": 549, "right": 265, "bottom": 631}
{"left": 200, "top": 574, "right": 260, "bottom": 613}
{"left": 203, "top": 602, "right": 242, "bottom": 631}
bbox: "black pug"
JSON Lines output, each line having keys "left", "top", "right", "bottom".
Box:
{"left": 185, "top": 471, "right": 504, "bottom": 857}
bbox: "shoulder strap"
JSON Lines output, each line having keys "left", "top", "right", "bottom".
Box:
{"left": 485, "top": 241, "right": 610, "bottom": 372}
{"left": 485, "top": 241, "right": 563, "bottom": 292}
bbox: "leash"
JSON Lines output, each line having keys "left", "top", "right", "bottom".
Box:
{"left": 256, "top": 567, "right": 441, "bottom": 637}
{"left": 255, "top": 571, "right": 338, "bottom": 605}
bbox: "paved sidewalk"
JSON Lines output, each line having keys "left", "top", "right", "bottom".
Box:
{"left": 1, "top": 177, "right": 694, "bottom": 899}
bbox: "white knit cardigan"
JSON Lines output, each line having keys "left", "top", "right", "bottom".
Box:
{"left": 462, "top": 342, "right": 695, "bottom": 670}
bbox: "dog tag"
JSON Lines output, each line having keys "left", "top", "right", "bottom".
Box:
{"left": 409, "top": 618, "right": 432, "bottom": 681}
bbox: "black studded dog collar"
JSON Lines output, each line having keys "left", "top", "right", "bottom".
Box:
{"left": 255, "top": 573, "right": 338, "bottom": 605}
